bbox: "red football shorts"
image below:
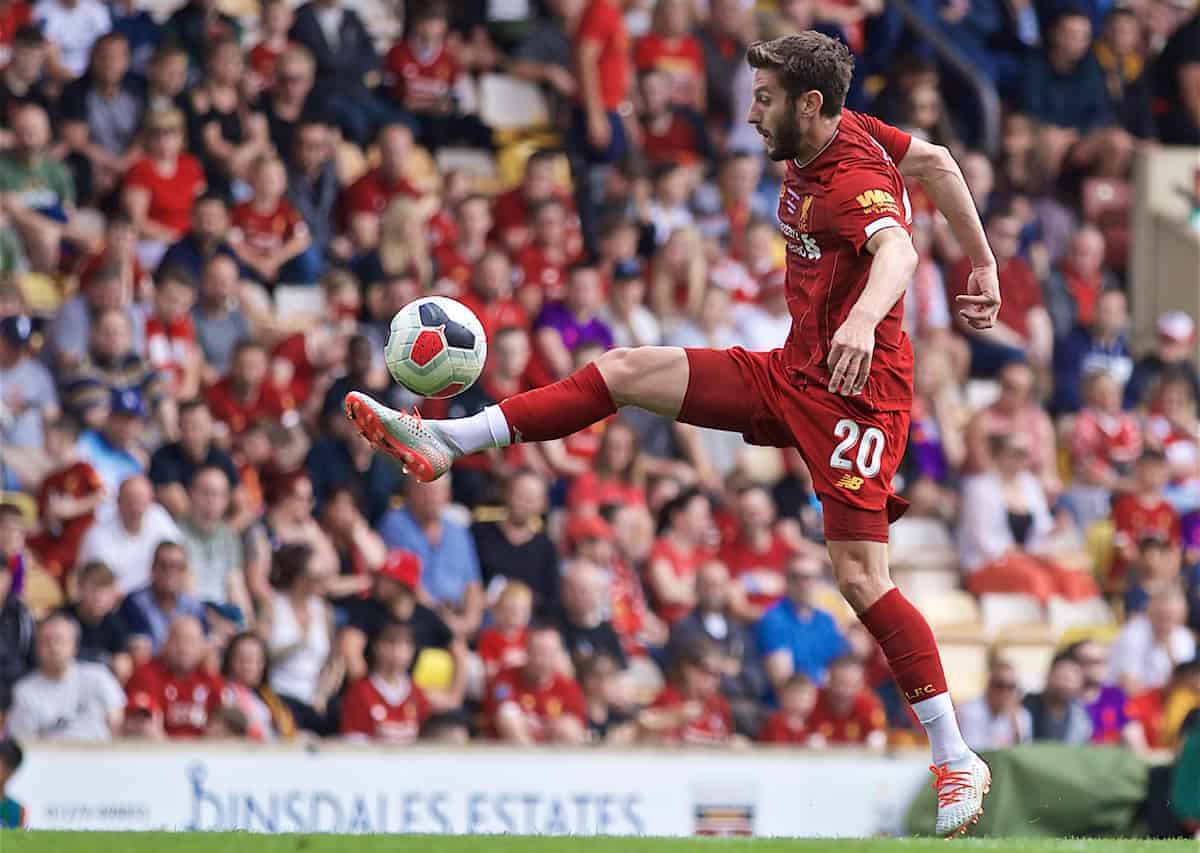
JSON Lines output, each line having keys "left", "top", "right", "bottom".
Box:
{"left": 679, "top": 347, "right": 910, "bottom": 542}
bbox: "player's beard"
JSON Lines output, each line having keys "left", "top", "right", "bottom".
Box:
{"left": 764, "top": 103, "right": 802, "bottom": 162}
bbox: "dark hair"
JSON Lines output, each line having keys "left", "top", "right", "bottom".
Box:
{"left": 525, "top": 149, "right": 560, "bottom": 171}
{"left": 270, "top": 542, "right": 314, "bottom": 590}
{"left": 155, "top": 264, "right": 196, "bottom": 290}
{"left": 1138, "top": 448, "right": 1169, "bottom": 466}
{"left": 0, "top": 738, "right": 23, "bottom": 773}
{"left": 231, "top": 338, "right": 266, "bottom": 360}
{"left": 188, "top": 463, "right": 230, "bottom": 490}
{"left": 746, "top": 33, "right": 854, "bottom": 118}
{"left": 1053, "top": 6, "right": 1092, "bottom": 27}
{"left": 375, "top": 620, "right": 415, "bottom": 647}
{"left": 152, "top": 540, "right": 185, "bottom": 566}
{"left": 577, "top": 652, "right": 620, "bottom": 683}
{"left": 221, "top": 631, "right": 271, "bottom": 688}
{"left": 410, "top": 0, "right": 449, "bottom": 23}
{"left": 0, "top": 503, "right": 23, "bottom": 524}
{"left": 178, "top": 398, "right": 210, "bottom": 418}
{"left": 656, "top": 487, "right": 705, "bottom": 535}
{"left": 77, "top": 559, "right": 116, "bottom": 586}
{"left": 827, "top": 654, "right": 864, "bottom": 673}
{"left": 194, "top": 190, "right": 228, "bottom": 210}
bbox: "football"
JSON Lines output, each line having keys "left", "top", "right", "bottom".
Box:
{"left": 384, "top": 296, "right": 487, "bottom": 398}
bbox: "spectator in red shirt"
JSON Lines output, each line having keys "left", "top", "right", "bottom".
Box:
{"left": 1067, "top": 367, "right": 1143, "bottom": 526}
{"left": 567, "top": 419, "right": 647, "bottom": 516}
{"left": 477, "top": 581, "right": 532, "bottom": 682}
{"left": 949, "top": 207, "right": 1053, "bottom": 376}
{"left": 514, "top": 197, "right": 578, "bottom": 317}
{"left": 246, "top": 0, "right": 292, "bottom": 88}
{"left": 491, "top": 150, "right": 578, "bottom": 253}
{"left": 1111, "top": 451, "right": 1181, "bottom": 591}
{"left": 122, "top": 107, "right": 206, "bottom": 266}
{"left": 641, "top": 639, "right": 735, "bottom": 746}
{"left": 718, "top": 485, "right": 798, "bottom": 618}
{"left": 487, "top": 624, "right": 586, "bottom": 744}
{"left": 758, "top": 673, "right": 819, "bottom": 745}
{"left": 638, "top": 69, "right": 712, "bottom": 166}
{"left": 806, "top": 656, "right": 887, "bottom": 749}
{"left": 964, "top": 359, "right": 1061, "bottom": 494}
{"left": 381, "top": 0, "right": 490, "bottom": 151}
{"left": 458, "top": 250, "right": 529, "bottom": 343}
{"left": 433, "top": 194, "right": 491, "bottom": 297}
{"left": 647, "top": 489, "right": 713, "bottom": 624}
{"left": 339, "top": 123, "right": 423, "bottom": 252}
{"left": 145, "top": 266, "right": 200, "bottom": 400}
{"left": 230, "top": 154, "right": 318, "bottom": 286}
{"left": 204, "top": 340, "right": 299, "bottom": 439}
{"left": 633, "top": 0, "right": 705, "bottom": 111}
{"left": 26, "top": 418, "right": 104, "bottom": 581}
{"left": 340, "top": 621, "right": 466, "bottom": 744}
{"left": 126, "top": 614, "right": 223, "bottom": 738}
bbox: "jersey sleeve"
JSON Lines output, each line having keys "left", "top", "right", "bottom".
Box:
{"left": 577, "top": 0, "right": 616, "bottom": 45}
{"left": 828, "top": 164, "right": 910, "bottom": 254}
{"left": 339, "top": 680, "right": 375, "bottom": 735}
{"left": 853, "top": 111, "right": 913, "bottom": 165}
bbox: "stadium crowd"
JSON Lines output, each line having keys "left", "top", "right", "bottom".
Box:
{"left": 0, "top": 0, "right": 1198, "bottom": 812}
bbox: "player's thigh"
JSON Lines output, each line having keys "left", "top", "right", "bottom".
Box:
{"left": 674, "top": 347, "right": 779, "bottom": 437}
{"left": 596, "top": 346, "right": 691, "bottom": 418}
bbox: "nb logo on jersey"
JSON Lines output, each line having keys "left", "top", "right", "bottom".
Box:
{"left": 835, "top": 474, "right": 864, "bottom": 491}
{"left": 780, "top": 222, "right": 821, "bottom": 261}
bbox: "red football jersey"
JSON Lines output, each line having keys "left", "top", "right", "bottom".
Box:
{"left": 778, "top": 110, "right": 914, "bottom": 411}
{"left": 458, "top": 294, "right": 529, "bottom": 339}
{"left": 126, "top": 659, "right": 223, "bottom": 738}
{"left": 338, "top": 168, "right": 421, "bottom": 229}
{"left": 27, "top": 461, "right": 102, "bottom": 578}
{"left": 647, "top": 537, "right": 704, "bottom": 624}
{"left": 642, "top": 110, "right": 706, "bottom": 164}
{"left": 204, "top": 376, "right": 296, "bottom": 435}
{"left": 758, "top": 709, "right": 814, "bottom": 744}
{"left": 231, "top": 199, "right": 306, "bottom": 256}
{"left": 573, "top": 0, "right": 630, "bottom": 111}
{"left": 717, "top": 532, "right": 794, "bottom": 611}
{"left": 633, "top": 33, "right": 705, "bottom": 109}
{"left": 145, "top": 314, "right": 196, "bottom": 396}
{"left": 124, "top": 155, "right": 206, "bottom": 238}
{"left": 807, "top": 688, "right": 887, "bottom": 745}
{"left": 487, "top": 667, "right": 586, "bottom": 741}
{"left": 248, "top": 41, "right": 283, "bottom": 83}
{"left": 339, "top": 675, "right": 432, "bottom": 744}
{"left": 383, "top": 38, "right": 459, "bottom": 108}
{"left": 1112, "top": 493, "right": 1181, "bottom": 553}
{"left": 477, "top": 627, "right": 528, "bottom": 680}
{"left": 514, "top": 243, "right": 570, "bottom": 305}
{"left": 650, "top": 685, "right": 734, "bottom": 745}
{"left": 566, "top": 472, "right": 647, "bottom": 514}
{"left": 432, "top": 243, "right": 475, "bottom": 296}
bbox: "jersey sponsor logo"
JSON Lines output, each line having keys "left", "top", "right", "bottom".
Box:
{"left": 855, "top": 189, "right": 901, "bottom": 217}
{"left": 834, "top": 474, "right": 864, "bottom": 491}
{"left": 779, "top": 221, "right": 821, "bottom": 261}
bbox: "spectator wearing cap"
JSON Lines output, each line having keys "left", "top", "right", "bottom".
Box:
{"left": 7, "top": 611, "right": 124, "bottom": 741}
{"left": 148, "top": 399, "right": 239, "bottom": 520}
{"left": 557, "top": 559, "right": 626, "bottom": 668}
{"left": 0, "top": 314, "right": 58, "bottom": 474}
{"left": 286, "top": 118, "right": 340, "bottom": 263}
{"left": 25, "top": 418, "right": 105, "bottom": 580}
{"left": 1023, "top": 654, "right": 1094, "bottom": 744}
{"left": 958, "top": 659, "right": 1034, "bottom": 752}
{"left": 1044, "top": 226, "right": 1121, "bottom": 342}
{"left": 0, "top": 102, "right": 78, "bottom": 274}
{"left": 0, "top": 26, "right": 52, "bottom": 146}
{"left": 220, "top": 631, "right": 296, "bottom": 741}
{"left": 0, "top": 737, "right": 24, "bottom": 828}
{"left": 73, "top": 387, "right": 149, "bottom": 493}
{"left": 1127, "top": 311, "right": 1200, "bottom": 409}
{"left": 160, "top": 0, "right": 237, "bottom": 74}
{"left": 641, "top": 639, "right": 735, "bottom": 747}
{"left": 122, "top": 106, "right": 206, "bottom": 268}
{"left": 32, "top": 0, "right": 111, "bottom": 81}
{"left": 340, "top": 620, "right": 467, "bottom": 744}
{"left": 471, "top": 470, "right": 560, "bottom": 617}
{"left": 59, "top": 33, "right": 144, "bottom": 205}
{"left": 668, "top": 560, "right": 767, "bottom": 736}
{"left": 125, "top": 614, "right": 222, "bottom": 738}
{"left": 1153, "top": 4, "right": 1200, "bottom": 146}
{"left": 179, "top": 465, "right": 251, "bottom": 622}
{"left": 158, "top": 193, "right": 238, "bottom": 285}
{"left": 378, "top": 476, "right": 483, "bottom": 641}
{"left": 58, "top": 559, "right": 131, "bottom": 681}
{"left": 600, "top": 258, "right": 662, "bottom": 348}
{"left": 0, "top": 532, "right": 35, "bottom": 716}
{"left": 756, "top": 554, "right": 849, "bottom": 692}
{"left": 337, "top": 548, "right": 453, "bottom": 683}
{"left": 1051, "top": 289, "right": 1133, "bottom": 414}
{"left": 120, "top": 540, "right": 207, "bottom": 655}
{"left": 77, "top": 475, "right": 180, "bottom": 594}
{"left": 1109, "top": 585, "right": 1196, "bottom": 695}
{"left": 487, "top": 623, "right": 587, "bottom": 745}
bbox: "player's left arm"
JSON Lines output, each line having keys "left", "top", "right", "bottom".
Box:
{"left": 828, "top": 226, "right": 917, "bottom": 396}
{"left": 896, "top": 136, "right": 1000, "bottom": 330}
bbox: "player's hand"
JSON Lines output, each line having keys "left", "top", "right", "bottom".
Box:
{"left": 957, "top": 264, "right": 1001, "bottom": 330}
{"left": 827, "top": 311, "right": 876, "bottom": 396}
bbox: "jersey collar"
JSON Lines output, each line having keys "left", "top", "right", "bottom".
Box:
{"left": 793, "top": 125, "right": 840, "bottom": 171}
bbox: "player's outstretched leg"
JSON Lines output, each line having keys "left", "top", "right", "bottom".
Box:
{"left": 827, "top": 538, "right": 991, "bottom": 839}
{"left": 345, "top": 347, "right": 690, "bottom": 481}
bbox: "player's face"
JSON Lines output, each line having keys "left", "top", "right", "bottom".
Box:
{"left": 747, "top": 69, "right": 802, "bottom": 162}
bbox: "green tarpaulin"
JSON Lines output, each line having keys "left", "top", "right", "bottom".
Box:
{"left": 904, "top": 744, "right": 1150, "bottom": 837}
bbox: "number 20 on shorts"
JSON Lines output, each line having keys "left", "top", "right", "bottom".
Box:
{"left": 829, "top": 418, "right": 885, "bottom": 478}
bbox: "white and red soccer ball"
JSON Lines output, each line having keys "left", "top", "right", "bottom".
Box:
{"left": 385, "top": 296, "right": 487, "bottom": 398}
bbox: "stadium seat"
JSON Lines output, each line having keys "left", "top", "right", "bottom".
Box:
{"left": 889, "top": 516, "right": 958, "bottom": 574}
{"left": 964, "top": 379, "right": 1000, "bottom": 412}
{"left": 937, "top": 637, "right": 989, "bottom": 702}
{"left": 435, "top": 148, "right": 500, "bottom": 191}
{"left": 892, "top": 566, "right": 959, "bottom": 598}
{"left": 910, "top": 589, "right": 983, "bottom": 632}
{"left": 979, "top": 593, "right": 1045, "bottom": 638}
{"left": 992, "top": 625, "right": 1059, "bottom": 693}
{"left": 1047, "top": 595, "right": 1116, "bottom": 636}
{"left": 479, "top": 74, "right": 552, "bottom": 132}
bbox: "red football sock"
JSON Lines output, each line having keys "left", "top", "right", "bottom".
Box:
{"left": 498, "top": 362, "right": 617, "bottom": 443}
{"left": 859, "top": 588, "right": 949, "bottom": 703}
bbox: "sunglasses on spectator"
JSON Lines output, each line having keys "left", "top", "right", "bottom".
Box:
{"left": 989, "top": 680, "right": 1019, "bottom": 690}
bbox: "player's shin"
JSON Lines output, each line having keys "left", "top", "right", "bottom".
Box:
{"left": 859, "top": 588, "right": 969, "bottom": 765}
{"left": 495, "top": 362, "right": 617, "bottom": 443}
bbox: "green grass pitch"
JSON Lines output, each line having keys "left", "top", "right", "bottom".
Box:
{"left": 2, "top": 834, "right": 1197, "bottom": 853}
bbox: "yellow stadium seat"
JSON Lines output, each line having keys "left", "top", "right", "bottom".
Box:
{"left": 1086, "top": 520, "right": 1115, "bottom": 583}
{"left": 938, "top": 638, "right": 989, "bottom": 703}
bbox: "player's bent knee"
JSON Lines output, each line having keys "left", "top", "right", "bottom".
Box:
{"left": 596, "top": 347, "right": 637, "bottom": 396}
{"left": 829, "top": 541, "right": 892, "bottom": 613}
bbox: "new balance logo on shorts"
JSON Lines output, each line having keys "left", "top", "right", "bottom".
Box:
{"left": 835, "top": 474, "right": 864, "bottom": 491}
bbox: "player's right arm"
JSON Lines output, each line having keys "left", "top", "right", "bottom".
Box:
{"left": 895, "top": 137, "right": 1001, "bottom": 331}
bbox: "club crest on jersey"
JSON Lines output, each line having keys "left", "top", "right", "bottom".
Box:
{"left": 856, "top": 189, "right": 902, "bottom": 217}
{"left": 780, "top": 221, "right": 821, "bottom": 261}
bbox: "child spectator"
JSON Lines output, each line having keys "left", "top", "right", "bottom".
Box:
{"left": 247, "top": 0, "right": 292, "bottom": 87}
{"left": 1067, "top": 367, "right": 1143, "bottom": 527}
{"left": 477, "top": 581, "right": 532, "bottom": 682}
{"left": 25, "top": 417, "right": 104, "bottom": 582}
{"left": 340, "top": 621, "right": 466, "bottom": 744}
{"left": 1112, "top": 451, "right": 1182, "bottom": 592}
{"left": 230, "top": 154, "right": 316, "bottom": 287}
{"left": 641, "top": 641, "right": 735, "bottom": 747}
{"left": 144, "top": 266, "right": 200, "bottom": 400}
{"left": 59, "top": 560, "right": 132, "bottom": 682}
{"left": 579, "top": 652, "right": 636, "bottom": 745}
{"left": 758, "top": 674, "right": 819, "bottom": 745}
{"left": 487, "top": 624, "right": 586, "bottom": 744}
{"left": 126, "top": 614, "right": 223, "bottom": 738}
{"left": 0, "top": 739, "right": 24, "bottom": 828}
{"left": 432, "top": 195, "right": 492, "bottom": 297}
